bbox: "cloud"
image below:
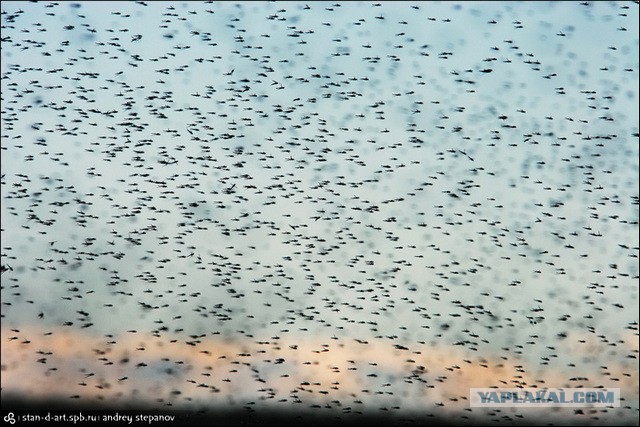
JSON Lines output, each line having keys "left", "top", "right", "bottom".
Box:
{"left": 2, "top": 326, "right": 636, "bottom": 423}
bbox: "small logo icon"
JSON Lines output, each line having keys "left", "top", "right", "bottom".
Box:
{"left": 3, "top": 413, "right": 16, "bottom": 425}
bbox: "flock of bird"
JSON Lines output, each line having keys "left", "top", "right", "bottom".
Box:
{"left": 1, "top": 1, "right": 638, "bottom": 425}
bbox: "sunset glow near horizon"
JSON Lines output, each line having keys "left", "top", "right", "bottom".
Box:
{"left": 1, "top": 1, "right": 638, "bottom": 425}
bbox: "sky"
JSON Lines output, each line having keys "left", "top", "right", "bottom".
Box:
{"left": 1, "top": 1, "right": 639, "bottom": 425}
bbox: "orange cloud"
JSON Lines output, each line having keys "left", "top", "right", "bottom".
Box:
{"left": 2, "top": 325, "right": 637, "bottom": 423}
